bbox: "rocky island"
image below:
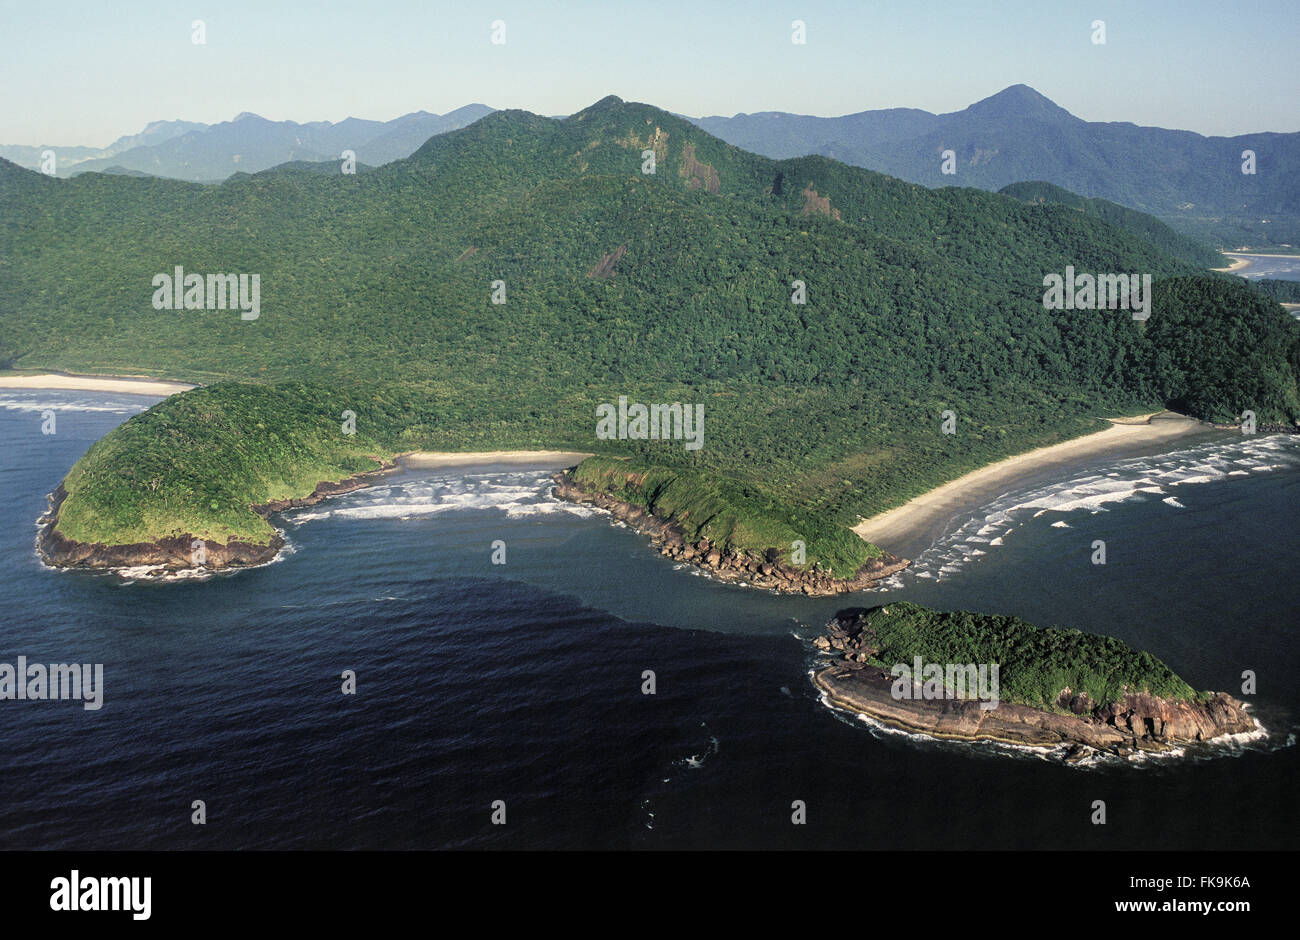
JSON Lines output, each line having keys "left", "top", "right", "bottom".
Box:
{"left": 812, "top": 603, "right": 1257, "bottom": 758}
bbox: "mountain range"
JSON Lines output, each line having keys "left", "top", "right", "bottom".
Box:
{"left": 692, "top": 85, "right": 1300, "bottom": 249}
{"left": 5, "top": 86, "right": 1295, "bottom": 247}
{"left": 0, "top": 106, "right": 493, "bottom": 182}
{"left": 3, "top": 94, "right": 1296, "bottom": 575}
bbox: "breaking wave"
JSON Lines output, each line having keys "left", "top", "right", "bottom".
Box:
{"left": 0, "top": 393, "right": 152, "bottom": 415}
{"left": 879, "top": 434, "right": 1300, "bottom": 587}
{"left": 283, "top": 469, "right": 598, "bottom": 525}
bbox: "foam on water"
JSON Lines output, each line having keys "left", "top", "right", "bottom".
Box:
{"left": 879, "top": 434, "right": 1300, "bottom": 587}
{"left": 97, "top": 527, "right": 296, "bottom": 583}
{"left": 0, "top": 393, "right": 151, "bottom": 415}
{"left": 285, "top": 469, "right": 598, "bottom": 526}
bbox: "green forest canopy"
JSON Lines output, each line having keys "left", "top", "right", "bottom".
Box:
{"left": 3, "top": 96, "right": 1298, "bottom": 573}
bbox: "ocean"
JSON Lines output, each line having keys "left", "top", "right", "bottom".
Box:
{"left": 1231, "top": 253, "right": 1300, "bottom": 282}
{"left": 1, "top": 389, "right": 1296, "bottom": 850}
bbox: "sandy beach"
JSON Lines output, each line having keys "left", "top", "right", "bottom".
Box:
{"left": 399, "top": 450, "right": 592, "bottom": 469}
{"left": 1213, "top": 254, "right": 1253, "bottom": 273}
{"left": 1217, "top": 251, "right": 1300, "bottom": 274}
{"left": 0, "top": 373, "right": 196, "bottom": 395}
{"left": 853, "top": 412, "right": 1207, "bottom": 552}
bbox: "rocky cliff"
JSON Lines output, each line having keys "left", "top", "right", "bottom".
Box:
{"left": 37, "top": 460, "right": 395, "bottom": 572}
{"left": 813, "top": 610, "right": 1257, "bottom": 757}
{"left": 552, "top": 471, "right": 909, "bottom": 595}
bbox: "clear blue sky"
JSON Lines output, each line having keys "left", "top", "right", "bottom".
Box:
{"left": 2, "top": 0, "right": 1296, "bottom": 145}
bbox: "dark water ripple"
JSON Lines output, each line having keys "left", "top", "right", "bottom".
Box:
{"left": 0, "top": 391, "right": 1296, "bottom": 849}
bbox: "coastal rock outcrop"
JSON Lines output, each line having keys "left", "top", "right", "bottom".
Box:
{"left": 552, "top": 471, "right": 909, "bottom": 595}
{"left": 812, "top": 611, "right": 1257, "bottom": 755}
{"left": 37, "top": 459, "right": 396, "bottom": 572}
{"left": 37, "top": 485, "right": 284, "bottom": 570}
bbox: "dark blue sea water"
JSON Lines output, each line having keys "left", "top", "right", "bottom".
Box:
{"left": 1, "top": 390, "right": 1297, "bottom": 850}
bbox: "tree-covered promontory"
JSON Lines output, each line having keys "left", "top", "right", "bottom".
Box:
{"left": 3, "top": 96, "right": 1298, "bottom": 572}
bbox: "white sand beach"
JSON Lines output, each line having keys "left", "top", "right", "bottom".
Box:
{"left": 0, "top": 373, "right": 196, "bottom": 395}
{"left": 399, "top": 450, "right": 592, "bottom": 469}
{"left": 1217, "top": 251, "right": 1300, "bottom": 274}
{"left": 1213, "top": 254, "right": 1253, "bottom": 272}
{"left": 853, "top": 412, "right": 1206, "bottom": 550}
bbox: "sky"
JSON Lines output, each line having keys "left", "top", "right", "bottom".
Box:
{"left": 2, "top": 0, "right": 1297, "bottom": 145}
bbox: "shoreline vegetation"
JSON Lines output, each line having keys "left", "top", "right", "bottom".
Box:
{"left": 8, "top": 98, "right": 1300, "bottom": 585}
{"left": 1216, "top": 250, "right": 1300, "bottom": 275}
{"left": 552, "top": 467, "right": 910, "bottom": 595}
{"left": 1213, "top": 254, "right": 1252, "bottom": 273}
{"left": 10, "top": 365, "right": 1276, "bottom": 594}
{"left": 15, "top": 388, "right": 1231, "bottom": 585}
{"left": 812, "top": 604, "right": 1258, "bottom": 759}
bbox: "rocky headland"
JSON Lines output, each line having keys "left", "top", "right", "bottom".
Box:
{"left": 813, "top": 609, "right": 1258, "bottom": 759}
{"left": 37, "top": 460, "right": 396, "bottom": 572}
{"left": 552, "top": 471, "right": 909, "bottom": 595}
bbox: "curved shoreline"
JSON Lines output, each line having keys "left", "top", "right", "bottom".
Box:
{"left": 36, "top": 459, "right": 400, "bottom": 573}
{"left": 551, "top": 470, "right": 910, "bottom": 595}
{"left": 852, "top": 412, "right": 1207, "bottom": 555}
{"left": 1217, "top": 251, "right": 1300, "bottom": 277}
{"left": 17, "top": 387, "right": 1223, "bottom": 586}
{"left": 0, "top": 372, "right": 197, "bottom": 395}
{"left": 813, "top": 668, "right": 1264, "bottom": 762}
{"left": 36, "top": 450, "right": 595, "bottom": 575}
{"left": 32, "top": 407, "right": 1211, "bottom": 582}
{"left": 1213, "top": 254, "right": 1252, "bottom": 273}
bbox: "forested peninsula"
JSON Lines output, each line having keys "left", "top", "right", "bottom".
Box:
{"left": 2, "top": 96, "right": 1297, "bottom": 577}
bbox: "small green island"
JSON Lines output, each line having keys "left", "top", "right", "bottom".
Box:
{"left": 812, "top": 603, "right": 1256, "bottom": 756}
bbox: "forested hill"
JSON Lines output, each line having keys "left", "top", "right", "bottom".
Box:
{"left": 998, "top": 181, "right": 1224, "bottom": 269}
{"left": 693, "top": 84, "right": 1300, "bottom": 250}
{"left": 3, "top": 97, "right": 1298, "bottom": 573}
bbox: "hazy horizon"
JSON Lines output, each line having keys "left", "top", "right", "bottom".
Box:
{"left": 2, "top": 0, "right": 1298, "bottom": 146}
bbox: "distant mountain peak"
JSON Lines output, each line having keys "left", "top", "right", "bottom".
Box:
{"left": 963, "top": 85, "right": 1075, "bottom": 122}
{"left": 569, "top": 95, "right": 628, "bottom": 120}
{"left": 568, "top": 95, "right": 691, "bottom": 133}
{"left": 231, "top": 112, "right": 263, "bottom": 122}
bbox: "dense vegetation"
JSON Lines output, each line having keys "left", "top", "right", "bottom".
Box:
{"left": 3, "top": 95, "right": 1298, "bottom": 570}
{"left": 56, "top": 383, "right": 393, "bottom": 544}
{"left": 998, "top": 181, "right": 1223, "bottom": 268}
{"left": 1252, "top": 278, "right": 1300, "bottom": 303}
{"left": 856, "top": 602, "right": 1203, "bottom": 709}
{"left": 570, "top": 455, "right": 885, "bottom": 575}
